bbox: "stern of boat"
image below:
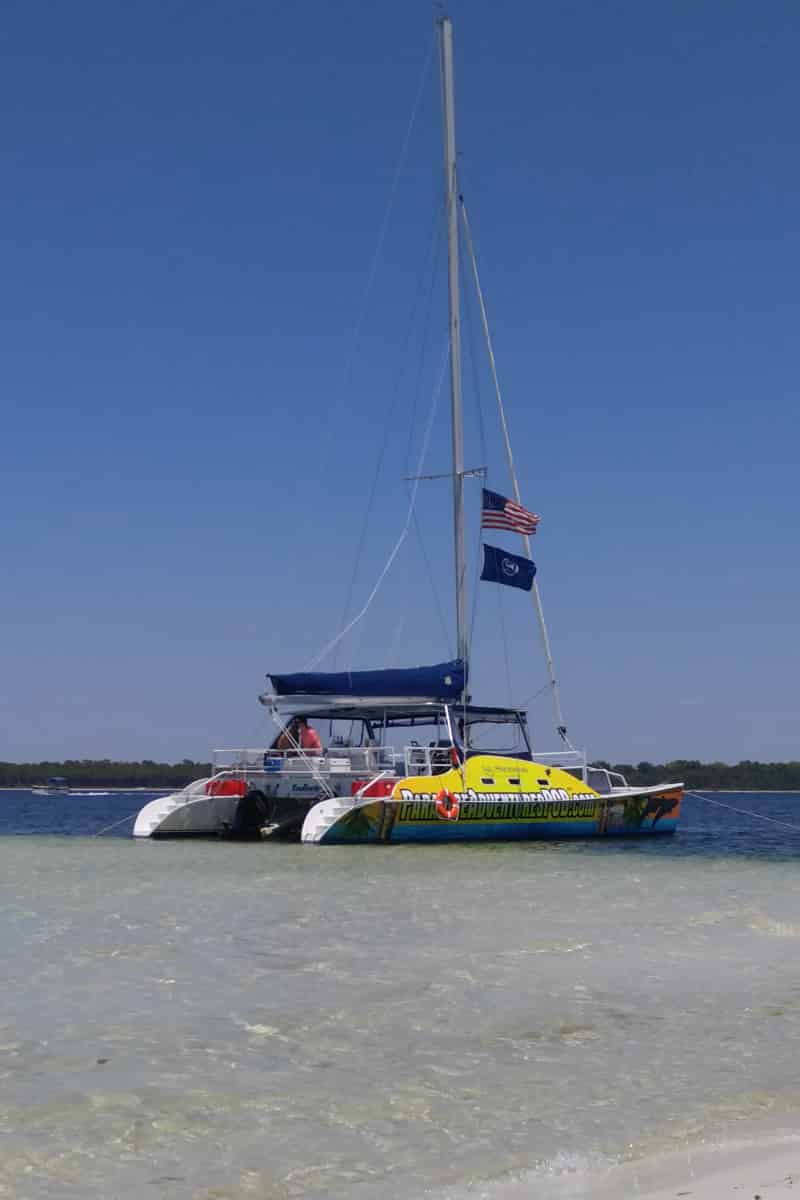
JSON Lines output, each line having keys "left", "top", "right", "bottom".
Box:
{"left": 598, "top": 784, "right": 683, "bottom": 835}
{"left": 133, "top": 781, "right": 241, "bottom": 837}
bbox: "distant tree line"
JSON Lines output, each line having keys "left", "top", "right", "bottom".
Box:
{"left": 1, "top": 757, "right": 800, "bottom": 790}
{"left": 0, "top": 760, "right": 212, "bottom": 788}
{"left": 594, "top": 760, "right": 800, "bottom": 791}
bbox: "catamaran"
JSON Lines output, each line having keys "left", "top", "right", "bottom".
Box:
{"left": 132, "top": 660, "right": 680, "bottom": 841}
{"left": 133, "top": 16, "right": 682, "bottom": 844}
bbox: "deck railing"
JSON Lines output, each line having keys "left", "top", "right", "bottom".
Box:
{"left": 212, "top": 746, "right": 400, "bottom": 775}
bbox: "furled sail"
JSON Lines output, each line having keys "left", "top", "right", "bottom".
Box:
{"left": 268, "top": 659, "right": 465, "bottom": 701}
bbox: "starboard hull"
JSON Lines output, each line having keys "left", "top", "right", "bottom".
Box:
{"left": 301, "top": 757, "right": 683, "bottom": 845}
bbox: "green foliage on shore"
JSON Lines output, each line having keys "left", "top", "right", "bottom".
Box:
{"left": 593, "top": 760, "right": 800, "bottom": 791}
{"left": 2, "top": 757, "right": 800, "bottom": 790}
{"left": 0, "top": 760, "right": 212, "bottom": 788}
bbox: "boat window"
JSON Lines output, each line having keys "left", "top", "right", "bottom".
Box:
{"left": 463, "top": 716, "right": 529, "bottom": 756}
{"left": 429, "top": 742, "right": 452, "bottom": 775}
{"left": 480, "top": 777, "right": 495, "bottom": 786}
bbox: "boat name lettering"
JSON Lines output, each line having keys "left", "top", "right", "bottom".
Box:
{"left": 396, "top": 788, "right": 597, "bottom": 823}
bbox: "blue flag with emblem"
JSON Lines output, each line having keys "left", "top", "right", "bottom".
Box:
{"left": 480, "top": 543, "right": 536, "bottom": 591}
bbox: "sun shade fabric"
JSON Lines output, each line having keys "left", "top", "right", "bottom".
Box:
{"left": 268, "top": 659, "right": 466, "bottom": 700}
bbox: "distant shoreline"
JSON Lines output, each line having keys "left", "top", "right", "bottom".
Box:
{"left": 0, "top": 785, "right": 171, "bottom": 793}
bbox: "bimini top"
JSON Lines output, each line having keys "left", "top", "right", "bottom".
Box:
{"left": 267, "top": 659, "right": 465, "bottom": 702}
{"left": 258, "top": 695, "right": 528, "bottom": 728}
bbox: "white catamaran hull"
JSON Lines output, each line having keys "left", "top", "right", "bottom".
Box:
{"left": 133, "top": 767, "right": 371, "bottom": 838}
{"left": 133, "top": 787, "right": 241, "bottom": 838}
{"left": 301, "top": 756, "right": 683, "bottom": 845}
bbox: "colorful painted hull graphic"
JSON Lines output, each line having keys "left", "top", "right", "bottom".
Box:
{"left": 307, "top": 755, "right": 682, "bottom": 844}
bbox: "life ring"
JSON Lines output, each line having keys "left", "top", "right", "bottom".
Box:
{"left": 435, "top": 788, "right": 460, "bottom": 821}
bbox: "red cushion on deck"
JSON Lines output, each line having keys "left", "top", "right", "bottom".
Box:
{"left": 205, "top": 779, "right": 248, "bottom": 797}
{"left": 350, "top": 778, "right": 395, "bottom": 798}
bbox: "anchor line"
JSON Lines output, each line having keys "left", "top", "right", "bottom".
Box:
{"left": 93, "top": 811, "right": 141, "bottom": 837}
{"left": 686, "top": 790, "right": 800, "bottom": 834}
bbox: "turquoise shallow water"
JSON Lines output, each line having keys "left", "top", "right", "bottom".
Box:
{"left": 1, "top": 791, "right": 799, "bottom": 1198}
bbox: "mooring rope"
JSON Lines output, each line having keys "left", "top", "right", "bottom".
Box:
{"left": 686, "top": 790, "right": 800, "bottom": 834}
{"left": 93, "top": 810, "right": 141, "bottom": 837}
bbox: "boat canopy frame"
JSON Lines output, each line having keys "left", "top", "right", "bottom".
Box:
{"left": 259, "top": 692, "right": 532, "bottom": 754}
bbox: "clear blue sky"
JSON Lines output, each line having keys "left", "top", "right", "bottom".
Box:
{"left": 2, "top": 0, "right": 798, "bottom": 765}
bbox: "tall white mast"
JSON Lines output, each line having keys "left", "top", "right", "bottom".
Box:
{"left": 459, "top": 198, "right": 570, "bottom": 743}
{"left": 439, "top": 16, "right": 468, "bottom": 680}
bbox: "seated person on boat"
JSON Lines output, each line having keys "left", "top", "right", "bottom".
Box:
{"left": 270, "top": 716, "right": 323, "bottom": 757}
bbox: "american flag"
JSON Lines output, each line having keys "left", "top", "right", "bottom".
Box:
{"left": 481, "top": 487, "right": 540, "bottom": 535}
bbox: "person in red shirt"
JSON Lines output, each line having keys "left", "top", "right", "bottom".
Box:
{"left": 296, "top": 716, "right": 322, "bottom": 756}
{"left": 271, "top": 721, "right": 297, "bottom": 752}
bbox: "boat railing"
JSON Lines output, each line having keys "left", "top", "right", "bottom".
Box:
{"left": 403, "top": 744, "right": 454, "bottom": 776}
{"left": 606, "top": 771, "right": 629, "bottom": 791}
{"left": 208, "top": 743, "right": 455, "bottom": 781}
{"left": 529, "top": 749, "right": 589, "bottom": 778}
{"left": 211, "top": 746, "right": 401, "bottom": 776}
{"left": 524, "top": 751, "right": 629, "bottom": 794}
{"left": 199, "top": 746, "right": 594, "bottom": 790}
{"left": 589, "top": 769, "right": 629, "bottom": 793}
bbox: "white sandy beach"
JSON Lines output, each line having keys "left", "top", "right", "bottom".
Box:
{"left": 586, "top": 1135, "right": 799, "bottom": 1200}
{"left": 480, "top": 1125, "right": 800, "bottom": 1200}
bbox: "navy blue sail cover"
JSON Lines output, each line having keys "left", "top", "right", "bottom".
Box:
{"left": 269, "top": 659, "right": 465, "bottom": 700}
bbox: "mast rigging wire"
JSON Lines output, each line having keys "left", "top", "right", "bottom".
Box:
{"left": 410, "top": 505, "right": 453, "bottom": 656}
{"left": 467, "top": 496, "right": 484, "bottom": 661}
{"left": 495, "top": 582, "right": 514, "bottom": 710}
{"left": 307, "top": 339, "right": 450, "bottom": 669}
{"left": 516, "top": 679, "right": 554, "bottom": 710}
{"left": 460, "top": 228, "right": 489, "bottom": 467}
{"left": 263, "top": 712, "right": 337, "bottom": 800}
{"left": 334, "top": 196, "right": 445, "bottom": 669}
{"left": 459, "top": 195, "right": 571, "bottom": 746}
{"left": 460, "top": 224, "right": 499, "bottom": 676}
{"left": 405, "top": 208, "right": 446, "bottom": 478}
{"left": 315, "top": 31, "right": 437, "bottom": 489}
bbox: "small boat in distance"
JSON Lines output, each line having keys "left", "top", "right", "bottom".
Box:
{"left": 31, "top": 776, "right": 71, "bottom": 795}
